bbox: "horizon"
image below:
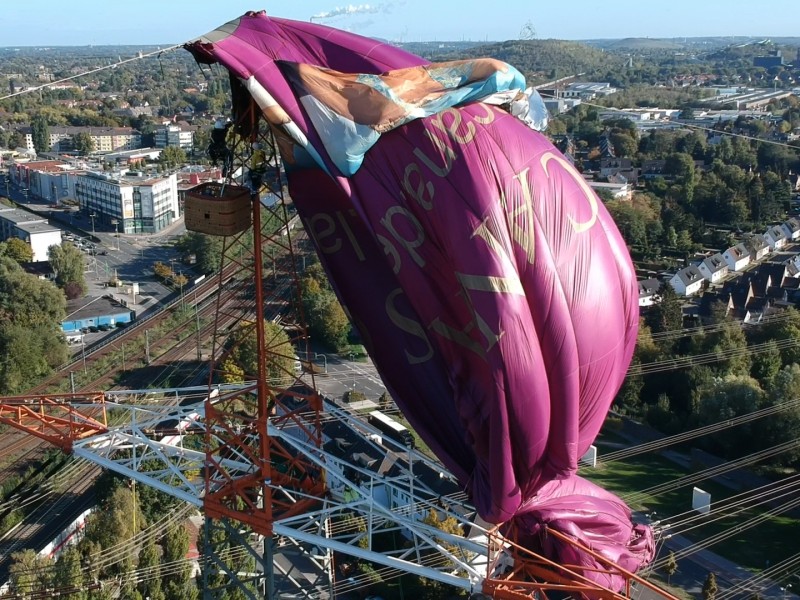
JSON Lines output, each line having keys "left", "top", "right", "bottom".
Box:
{"left": 3, "top": 34, "right": 800, "bottom": 51}
{"left": 2, "top": 1, "right": 800, "bottom": 47}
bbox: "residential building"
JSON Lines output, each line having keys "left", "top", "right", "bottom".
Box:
{"left": 586, "top": 180, "right": 632, "bottom": 200}
{"left": 641, "top": 160, "right": 667, "bottom": 180}
{"left": 16, "top": 126, "right": 142, "bottom": 154}
{"left": 753, "top": 51, "right": 784, "bottom": 69}
{"left": 723, "top": 243, "right": 751, "bottom": 272}
{"left": 0, "top": 207, "right": 61, "bottom": 261}
{"left": 782, "top": 217, "right": 800, "bottom": 241}
{"left": 765, "top": 225, "right": 788, "bottom": 250}
{"left": 561, "top": 82, "right": 617, "bottom": 100}
{"left": 638, "top": 278, "right": 661, "bottom": 308}
{"left": 74, "top": 171, "right": 179, "bottom": 234}
{"left": 745, "top": 234, "right": 770, "bottom": 262}
{"left": 599, "top": 158, "right": 633, "bottom": 178}
{"left": 669, "top": 265, "right": 704, "bottom": 297}
{"left": 698, "top": 253, "right": 729, "bottom": 284}
{"left": 154, "top": 123, "right": 196, "bottom": 150}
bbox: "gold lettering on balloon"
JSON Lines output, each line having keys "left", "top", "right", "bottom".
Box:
{"left": 430, "top": 108, "right": 477, "bottom": 145}
{"left": 307, "top": 213, "right": 341, "bottom": 255}
{"left": 377, "top": 233, "right": 402, "bottom": 274}
{"left": 413, "top": 130, "right": 456, "bottom": 178}
{"left": 500, "top": 167, "right": 536, "bottom": 264}
{"left": 540, "top": 151, "right": 598, "bottom": 233}
{"left": 430, "top": 287, "right": 504, "bottom": 359}
{"left": 380, "top": 206, "right": 427, "bottom": 268}
{"left": 336, "top": 209, "right": 365, "bottom": 261}
{"left": 471, "top": 103, "right": 496, "bottom": 125}
{"left": 457, "top": 272, "right": 524, "bottom": 296}
{"left": 386, "top": 288, "right": 434, "bottom": 364}
{"left": 403, "top": 163, "right": 435, "bottom": 210}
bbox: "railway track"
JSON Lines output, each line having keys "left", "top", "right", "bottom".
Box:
{"left": 0, "top": 238, "right": 312, "bottom": 575}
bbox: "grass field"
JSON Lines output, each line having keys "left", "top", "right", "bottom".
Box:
{"left": 580, "top": 443, "right": 800, "bottom": 572}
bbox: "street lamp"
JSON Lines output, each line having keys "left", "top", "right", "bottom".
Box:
{"left": 111, "top": 218, "right": 120, "bottom": 251}
{"left": 89, "top": 212, "right": 97, "bottom": 234}
{"left": 314, "top": 353, "right": 327, "bottom": 374}
{"left": 348, "top": 352, "right": 355, "bottom": 389}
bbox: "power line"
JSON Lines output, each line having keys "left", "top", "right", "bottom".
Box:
{"left": 0, "top": 45, "right": 183, "bottom": 102}
{"left": 600, "top": 397, "right": 800, "bottom": 463}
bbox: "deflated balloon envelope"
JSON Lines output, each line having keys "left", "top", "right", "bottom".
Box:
{"left": 187, "top": 11, "right": 654, "bottom": 589}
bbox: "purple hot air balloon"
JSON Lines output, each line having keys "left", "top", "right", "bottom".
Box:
{"left": 187, "top": 11, "right": 654, "bottom": 591}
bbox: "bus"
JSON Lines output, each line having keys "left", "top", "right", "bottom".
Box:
{"left": 367, "top": 410, "right": 415, "bottom": 449}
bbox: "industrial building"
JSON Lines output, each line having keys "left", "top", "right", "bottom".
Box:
{"left": 61, "top": 295, "right": 135, "bottom": 333}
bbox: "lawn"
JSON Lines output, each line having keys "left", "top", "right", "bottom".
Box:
{"left": 580, "top": 444, "right": 800, "bottom": 572}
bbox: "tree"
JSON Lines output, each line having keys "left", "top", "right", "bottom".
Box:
{"left": 160, "top": 146, "right": 187, "bottom": 168}
{"left": 0, "top": 258, "right": 68, "bottom": 393}
{"left": 663, "top": 551, "right": 678, "bottom": 584}
{"left": 162, "top": 523, "right": 192, "bottom": 587}
{"left": 378, "top": 391, "right": 393, "bottom": 411}
{"left": 2, "top": 238, "right": 33, "bottom": 263}
{"left": 53, "top": 546, "right": 87, "bottom": 600}
{"left": 647, "top": 283, "right": 683, "bottom": 336}
{"left": 81, "top": 486, "right": 142, "bottom": 577}
{"left": 224, "top": 320, "right": 295, "bottom": 385}
{"left": 153, "top": 261, "right": 173, "bottom": 281}
{"left": 702, "top": 572, "right": 718, "bottom": 600}
{"left": 749, "top": 339, "right": 782, "bottom": 385}
{"left": 8, "top": 549, "right": 53, "bottom": 599}
{"left": 174, "top": 232, "right": 224, "bottom": 274}
{"left": 137, "top": 539, "right": 165, "bottom": 600}
{"left": 72, "top": 131, "right": 95, "bottom": 155}
{"left": 301, "top": 264, "right": 351, "bottom": 351}
{"left": 48, "top": 242, "right": 87, "bottom": 296}
{"left": 693, "top": 375, "right": 764, "bottom": 458}
{"left": 31, "top": 115, "right": 51, "bottom": 153}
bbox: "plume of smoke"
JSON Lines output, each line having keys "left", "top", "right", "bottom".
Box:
{"left": 311, "top": 4, "right": 382, "bottom": 21}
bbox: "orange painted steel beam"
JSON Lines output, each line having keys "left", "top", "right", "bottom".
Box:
{"left": 200, "top": 106, "right": 325, "bottom": 539}
{"left": 482, "top": 525, "right": 679, "bottom": 600}
{"left": 0, "top": 393, "right": 108, "bottom": 452}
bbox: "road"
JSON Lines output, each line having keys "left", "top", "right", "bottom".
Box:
{"left": 2, "top": 177, "right": 194, "bottom": 318}
{"left": 302, "top": 350, "right": 387, "bottom": 405}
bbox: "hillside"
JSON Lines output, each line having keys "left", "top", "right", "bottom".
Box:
{"left": 423, "top": 39, "right": 614, "bottom": 83}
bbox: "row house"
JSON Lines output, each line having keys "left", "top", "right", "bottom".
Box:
{"left": 782, "top": 217, "right": 800, "bottom": 242}
{"left": 745, "top": 234, "right": 770, "bottom": 262}
{"left": 669, "top": 265, "right": 704, "bottom": 297}
{"left": 698, "top": 253, "right": 728, "bottom": 284}
{"left": 764, "top": 225, "right": 788, "bottom": 251}
{"left": 638, "top": 278, "right": 661, "bottom": 307}
{"left": 723, "top": 243, "right": 751, "bottom": 272}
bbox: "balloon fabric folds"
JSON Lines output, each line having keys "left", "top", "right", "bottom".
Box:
{"left": 187, "top": 11, "right": 654, "bottom": 590}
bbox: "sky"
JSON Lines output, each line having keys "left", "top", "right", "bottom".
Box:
{"left": 1, "top": 0, "right": 799, "bottom": 47}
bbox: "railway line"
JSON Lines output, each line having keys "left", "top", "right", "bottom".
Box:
{"left": 0, "top": 233, "right": 312, "bottom": 579}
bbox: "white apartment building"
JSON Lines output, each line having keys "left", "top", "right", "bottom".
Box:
{"left": 0, "top": 207, "right": 62, "bottom": 261}
{"left": 154, "top": 124, "right": 195, "bottom": 150}
{"left": 75, "top": 171, "right": 179, "bottom": 234}
{"left": 19, "top": 126, "right": 141, "bottom": 153}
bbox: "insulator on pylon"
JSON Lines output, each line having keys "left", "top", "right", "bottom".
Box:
{"left": 184, "top": 182, "right": 252, "bottom": 236}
